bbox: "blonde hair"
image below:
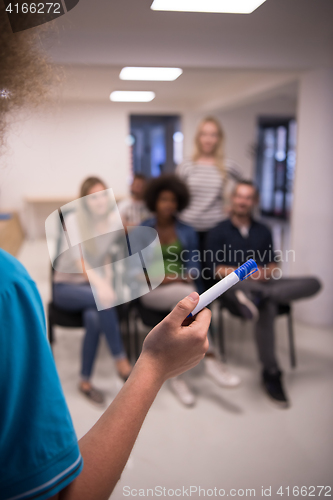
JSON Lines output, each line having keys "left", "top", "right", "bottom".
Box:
{"left": 192, "top": 116, "right": 226, "bottom": 178}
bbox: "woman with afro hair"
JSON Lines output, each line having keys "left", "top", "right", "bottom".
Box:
{"left": 141, "top": 175, "right": 240, "bottom": 407}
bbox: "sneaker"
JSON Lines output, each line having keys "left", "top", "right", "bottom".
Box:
{"left": 262, "top": 370, "right": 290, "bottom": 408}
{"left": 205, "top": 356, "right": 241, "bottom": 388}
{"left": 234, "top": 290, "right": 259, "bottom": 321}
{"left": 169, "top": 377, "right": 196, "bottom": 407}
{"left": 79, "top": 384, "right": 105, "bottom": 406}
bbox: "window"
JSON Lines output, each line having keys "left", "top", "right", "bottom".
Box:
{"left": 130, "top": 115, "right": 182, "bottom": 178}
{"left": 255, "top": 117, "right": 297, "bottom": 220}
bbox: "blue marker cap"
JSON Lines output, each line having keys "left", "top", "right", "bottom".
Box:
{"left": 234, "top": 259, "right": 258, "bottom": 281}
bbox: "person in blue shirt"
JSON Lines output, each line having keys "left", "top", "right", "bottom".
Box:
{"left": 0, "top": 10, "right": 211, "bottom": 498}
{"left": 0, "top": 247, "right": 210, "bottom": 500}
{"left": 0, "top": 249, "right": 83, "bottom": 500}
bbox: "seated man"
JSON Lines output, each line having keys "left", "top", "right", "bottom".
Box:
{"left": 205, "top": 180, "right": 321, "bottom": 408}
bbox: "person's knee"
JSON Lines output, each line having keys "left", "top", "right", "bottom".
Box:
{"left": 83, "top": 308, "right": 100, "bottom": 332}
{"left": 307, "top": 277, "right": 322, "bottom": 295}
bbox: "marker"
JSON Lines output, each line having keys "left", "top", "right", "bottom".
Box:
{"left": 188, "top": 259, "right": 258, "bottom": 317}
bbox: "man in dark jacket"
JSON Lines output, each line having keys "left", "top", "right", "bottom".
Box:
{"left": 206, "top": 180, "right": 321, "bottom": 408}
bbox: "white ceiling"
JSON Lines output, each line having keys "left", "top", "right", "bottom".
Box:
{"left": 47, "top": 0, "right": 333, "bottom": 69}
{"left": 45, "top": 0, "right": 331, "bottom": 111}
{"left": 57, "top": 64, "right": 299, "bottom": 112}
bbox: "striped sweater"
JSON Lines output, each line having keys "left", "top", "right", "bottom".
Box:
{"left": 176, "top": 159, "right": 241, "bottom": 231}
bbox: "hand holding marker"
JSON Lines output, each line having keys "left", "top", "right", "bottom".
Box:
{"left": 188, "top": 259, "right": 258, "bottom": 317}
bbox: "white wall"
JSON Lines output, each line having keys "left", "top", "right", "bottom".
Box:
{"left": 0, "top": 93, "right": 297, "bottom": 207}
{"left": 0, "top": 101, "right": 130, "bottom": 210}
{"left": 290, "top": 70, "right": 333, "bottom": 327}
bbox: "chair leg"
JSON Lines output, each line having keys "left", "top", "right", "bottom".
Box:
{"left": 133, "top": 309, "right": 140, "bottom": 361}
{"left": 120, "top": 304, "right": 131, "bottom": 360}
{"left": 125, "top": 309, "right": 131, "bottom": 360}
{"left": 48, "top": 315, "right": 54, "bottom": 345}
{"left": 207, "top": 304, "right": 215, "bottom": 342}
{"left": 126, "top": 306, "right": 136, "bottom": 363}
{"left": 218, "top": 307, "right": 226, "bottom": 362}
{"left": 287, "top": 309, "right": 296, "bottom": 368}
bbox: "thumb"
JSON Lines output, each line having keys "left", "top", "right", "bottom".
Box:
{"left": 167, "top": 292, "right": 199, "bottom": 325}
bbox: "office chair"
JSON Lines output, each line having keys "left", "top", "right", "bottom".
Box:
{"left": 127, "top": 299, "right": 167, "bottom": 360}
{"left": 47, "top": 266, "right": 131, "bottom": 358}
{"left": 47, "top": 266, "right": 83, "bottom": 346}
{"left": 216, "top": 298, "right": 296, "bottom": 368}
{"left": 47, "top": 204, "right": 134, "bottom": 351}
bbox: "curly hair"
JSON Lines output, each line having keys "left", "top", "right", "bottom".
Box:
{"left": 144, "top": 174, "right": 190, "bottom": 213}
{"left": 0, "top": 1, "right": 56, "bottom": 152}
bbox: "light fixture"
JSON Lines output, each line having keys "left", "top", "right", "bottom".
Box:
{"left": 173, "top": 132, "right": 184, "bottom": 143}
{"left": 0, "top": 89, "right": 11, "bottom": 99}
{"left": 119, "top": 67, "right": 183, "bottom": 81}
{"left": 150, "top": 0, "right": 267, "bottom": 14}
{"left": 110, "top": 91, "right": 155, "bottom": 102}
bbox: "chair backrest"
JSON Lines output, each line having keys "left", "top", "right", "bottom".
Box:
{"left": 137, "top": 300, "right": 167, "bottom": 327}
{"left": 50, "top": 208, "right": 75, "bottom": 299}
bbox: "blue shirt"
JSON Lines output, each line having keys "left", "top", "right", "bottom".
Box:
{"left": 0, "top": 250, "right": 83, "bottom": 500}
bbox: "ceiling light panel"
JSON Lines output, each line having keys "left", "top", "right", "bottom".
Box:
{"left": 110, "top": 91, "right": 155, "bottom": 102}
{"left": 150, "top": 0, "right": 267, "bottom": 14}
{"left": 120, "top": 67, "right": 183, "bottom": 81}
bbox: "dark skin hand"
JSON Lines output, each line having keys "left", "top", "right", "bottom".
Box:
{"left": 49, "top": 293, "right": 211, "bottom": 500}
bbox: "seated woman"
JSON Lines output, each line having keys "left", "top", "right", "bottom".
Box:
{"left": 53, "top": 176, "right": 132, "bottom": 405}
{"left": 141, "top": 175, "right": 240, "bottom": 407}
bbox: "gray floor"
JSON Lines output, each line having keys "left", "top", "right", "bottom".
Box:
{"left": 18, "top": 240, "right": 333, "bottom": 500}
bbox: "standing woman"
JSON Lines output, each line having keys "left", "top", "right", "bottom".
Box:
{"left": 176, "top": 116, "right": 241, "bottom": 261}
{"left": 176, "top": 117, "right": 241, "bottom": 388}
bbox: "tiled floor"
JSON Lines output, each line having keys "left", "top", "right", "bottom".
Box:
{"left": 18, "top": 240, "right": 333, "bottom": 499}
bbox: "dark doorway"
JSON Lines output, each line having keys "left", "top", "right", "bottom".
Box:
{"left": 130, "top": 115, "right": 182, "bottom": 178}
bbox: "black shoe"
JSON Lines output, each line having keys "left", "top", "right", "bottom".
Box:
{"left": 223, "top": 290, "right": 258, "bottom": 320}
{"left": 262, "top": 370, "right": 290, "bottom": 408}
{"left": 234, "top": 290, "right": 259, "bottom": 320}
{"left": 79, "top": 384, "right": 105, "bottom": 406}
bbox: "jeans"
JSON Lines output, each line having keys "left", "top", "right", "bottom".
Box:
{"left": 53, "top": 283, "right": 126, "bottom": 380}
{"left": 223, "top": 277, "right": 321, "bottom": 372}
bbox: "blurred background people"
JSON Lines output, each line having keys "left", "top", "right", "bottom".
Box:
{"left": 53, "top": 176, "right": 132, "bottom": 405}
{"left": 206, "top": 180, "right": 321, "bottom": 408}
{"left": 176, "top": 116, "right": 241, "bottom": 263}
{"left": 140, "top": 175, "right": 240, "bottom": 406}
{"left": 118, "top": 173, "right": 151, "bottom": 227}
{"left": 1, "top": 0, "right": 332, "bottom": 495}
